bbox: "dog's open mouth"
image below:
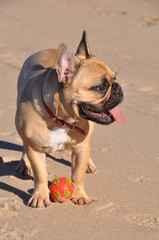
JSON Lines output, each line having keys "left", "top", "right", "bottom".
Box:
{"left": 78, "top": 103, "right": 125, "bottom": 125}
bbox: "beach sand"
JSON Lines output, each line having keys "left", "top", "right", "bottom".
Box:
{"left": 0, "top": 0, "right": 159, "bottom": 239}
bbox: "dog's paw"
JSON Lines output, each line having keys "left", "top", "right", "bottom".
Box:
{"left": 71, "top": 186, "right": 91, "bottom": 205}
{"left": 86, "top": 158, "right": 96, "bottom": 173}
{"left": 27, "top": 187, "right": 50, "bottom": 208}
{"left": 16, "top": 159, "right": 32, "bottom": 175}
{"left": 71, "top": 196, "right": 91, "bottom": 205}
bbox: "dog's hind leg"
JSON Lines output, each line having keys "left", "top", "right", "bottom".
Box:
{"left": 16, "top": 147, "right": 32, "bottom": 175}
{"left": 86, "top": 157, "right": 96, "bottom": 173}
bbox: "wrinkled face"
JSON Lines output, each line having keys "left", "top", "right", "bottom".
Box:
{"left": 62, "top": 58, "right": 124, "bottom": 125}
{"left": 56, "top": 31, "right": 124, "bottom": 125}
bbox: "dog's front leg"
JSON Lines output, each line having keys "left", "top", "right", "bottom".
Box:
{"left": 25, "top": 146, "right": 50, "bottom": 208}
{"left": 71, "top": 146, "right": 91, "bottom": 205}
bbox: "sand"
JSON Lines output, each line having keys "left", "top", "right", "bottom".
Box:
{"left": 0, "top": 0, "right": 159, "bottom": 239}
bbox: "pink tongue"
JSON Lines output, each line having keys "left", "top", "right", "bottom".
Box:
{"left": 109, "top": 106, "right": 126, "bottom": 125}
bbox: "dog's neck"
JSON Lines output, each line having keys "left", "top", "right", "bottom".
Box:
{"left": 42, "top": 70, "right": 86, "bottom": 136}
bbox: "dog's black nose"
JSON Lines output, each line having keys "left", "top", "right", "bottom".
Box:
{"left": 103, "top": 82, "right": 124, "bottom": 111}
{"left": 112, "top": 83, "right": 123, "bottom": 99}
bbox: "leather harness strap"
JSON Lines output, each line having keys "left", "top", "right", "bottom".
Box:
{"left": 42, "top": 96, "right": 86, "bottom": 136}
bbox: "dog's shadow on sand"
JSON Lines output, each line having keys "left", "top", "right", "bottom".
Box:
{"left": 0, "top": 140, "right": 71, "bottom": 205}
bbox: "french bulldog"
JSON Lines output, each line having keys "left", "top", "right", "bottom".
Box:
{"left": 15, "top": 31, "right": 125, "bottom": 207}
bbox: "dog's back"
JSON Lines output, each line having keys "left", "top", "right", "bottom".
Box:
{"left": 17, "top": 49, "right": 57, "bottom": 104}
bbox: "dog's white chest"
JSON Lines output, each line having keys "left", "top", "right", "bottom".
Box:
{"left": 50, "top": 127, "right": 69, "bottom": 152}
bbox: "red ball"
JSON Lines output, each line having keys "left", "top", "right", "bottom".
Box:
{"left": 50, "top": 177, "right": 74, "bottom": 203}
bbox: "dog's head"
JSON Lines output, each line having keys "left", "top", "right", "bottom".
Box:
{"left": 55, "top": 31, "right": 125, "bottom": 125}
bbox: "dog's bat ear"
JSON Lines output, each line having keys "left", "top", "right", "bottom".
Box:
{"left": 75, "top": 31, "right": 92, "bottom": 60}
{"left": 56, "top": 43, "right": 80, "bottom": 85}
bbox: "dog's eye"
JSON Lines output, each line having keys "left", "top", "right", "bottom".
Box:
{"left": 90, "top": 78, "right": 110, "bottom": 93}
{"left": 97, "top": 81, "right": 109, "bottom": 93}
{"left": 98, "top": 83, "right": 107, "bottom": 91}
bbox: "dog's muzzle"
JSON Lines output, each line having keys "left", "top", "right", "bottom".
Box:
{"left": 78, "top": 83, "right": 125, "bottom": 125}
{"left": 104, "top": 83, "right": 123, "bottom": 110}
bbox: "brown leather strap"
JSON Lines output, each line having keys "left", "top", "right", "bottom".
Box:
{"left": 42, "top": 97, "right": 86, "bottom": 136}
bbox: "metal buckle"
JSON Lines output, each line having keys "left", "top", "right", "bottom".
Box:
{"left": 70, "top": 124, "right": 75, "bottom": 130}
{"left": 61, "top": 122, "right": 66, "bottom": 128}
{"left": 52, "top": 117, "right": 57, "bottom": 122}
